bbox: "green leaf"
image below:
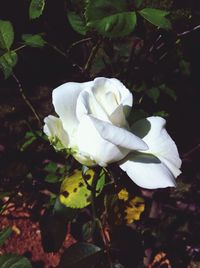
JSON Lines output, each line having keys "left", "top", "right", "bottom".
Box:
{"left": 153, "top": 110, "right": 169, "bottom": 118}
{"left": 29, "top": 0, "right": 45, "bottom": 20}
{"left": 0, "top": 254, "right": 32, "bottom": 268}
{"left": 44, "top": 162, "right": 58, "bottom": 173}
{"left": 139, "top": 8, "right": 171, "bottom": 29}
{"left": 59, "top": 242, "right": 102, "bottom": 268}
{"left": 0, "top": 51, "right": 17, "bottom": 79}
{"left": 20, "top": 136, "right": 36, "bottom": 151}
{"left": 67, "top": 12, "right": 87, "bottom": 35}
{"left": 0, "top": 227, "right": 12, "bottom": 247}
{"left": 86, "top": 0, "right": 137, "bottom": 37}
{"left": 135, "top": 0, "right": 143, "bottom": 8}
{"left": 159, "top": 84, "right": 177, "bottom": 101}
{"left": 0, "top": 20, "right": 14, "bottom": 50}
{"left": 22, "top": 34, "right": 46, "bottom": 47}
{"left": 59, "top": 169, "right": 105, "bottom": 209}
{"left": 45, "top": 174, "right": 60, "bottom": 183}
{"left": 146, "top": 87, "right": 160, "bottom": 103}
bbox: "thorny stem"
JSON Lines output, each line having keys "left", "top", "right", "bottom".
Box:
{"left": 12, "top": 73, "right": 42, "bottom": 127}
{"left": 83, "top": 39, "right": 102, "bottom": 74}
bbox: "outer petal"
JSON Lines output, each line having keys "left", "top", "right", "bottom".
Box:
{"left": 119, "top": 153, "right": 176, "bottom": 189}
{"left": 89, "top": 116, "right": 148, "bottom": 151}
{"left": 76, "top": 115, "right": 130, "bottom": 166}
{"left": 43, "top": 115, "right": 69, "bottom": 149}
{"left": 52, "top": 81, "right": 92, "bottom": 140}
{"left": 131, "top": 116, "right": 182, "bottom": 177}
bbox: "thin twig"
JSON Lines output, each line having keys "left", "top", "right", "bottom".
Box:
{"left": 12, "top": 73, "right": 42, "bottom": 127}
{"left": 67, "top": 37, "right": 92, "bottom": 53}
{"left": 83, "top": 39, "right": 102, "bottom": 74}
{"left": 13, "top": 44, "right": 27, "bottom": 52}
{"left": 47, "top": 43, "right": 68, "bottom": 59}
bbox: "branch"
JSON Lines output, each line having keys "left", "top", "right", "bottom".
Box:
{"left": 83, "top": 39, "right": 102, "bottom": 74}
{"left": 12, "top": 73, "right": 42, "bottom": 127}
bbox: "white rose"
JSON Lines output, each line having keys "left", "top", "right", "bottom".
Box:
{"left": 44, "top": 77, "right": 181, "bottom": 189}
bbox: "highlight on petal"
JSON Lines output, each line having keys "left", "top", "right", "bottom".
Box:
{"left": 131, "top": 116, "right": 182, "bottom": 177}
{"left": 88, "top": 116, "right": 148, "bottom": 151}
{"left": 43, "top": 115, "right": 69, "bottom": 150}
{"left": 76, "top": 115, "right": 129, "bottom": 166}
{"left": 119, "top": 152, "right": 176, "bottom": 189}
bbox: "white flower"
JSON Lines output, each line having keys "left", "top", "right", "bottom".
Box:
{"left": 43, "top": 77, "right": 181, "bottom": 189}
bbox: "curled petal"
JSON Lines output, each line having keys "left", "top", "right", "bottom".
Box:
{"left": 131, "top": 116, "right": 181, "bottom": 177}
{"left": 76, "top": 115, "right": 129, "bottom": 166}
{"left": 89, "top": 116, "right": 148, "bottom": 151}
{"left": 119, "top": 153, "right": 176, "bottom": 189}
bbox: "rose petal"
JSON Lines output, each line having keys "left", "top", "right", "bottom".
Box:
{"left": 131, "top": 116, "right": 182, "bottom": 177}
{"left": 43, "top": 115, "right": 69, "bottom": 148}
{"left": 52, "top": 81, "right": 92, "bottom": 134}
{"left": 92, "top": 77, "right": 133, "bottom": 116}
{"left": 119, "top": 152, "right": 176, "bottom": 189}
{"left": 76, "top": 89, "right": 109, "bottom": 122}
{"left": 76, "top": 115, "right": 129, "bottom": 166}
{"left": 88, "top": 116, "right": 148, "bottom": 151}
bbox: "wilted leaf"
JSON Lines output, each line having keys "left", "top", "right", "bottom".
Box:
{"left": 125, "top": 196, "right": 145, "bottom": 224}
{"left": 22, "top": 34, "right": 46, "bottom": 47}
{"left": 0, "top": 51, "right": 17, "bottom": 79}
{"left": 59, "top": 242, "right": 102, "bottom": 268}
{"left": 59, "top": 169, "right": 105, "bottom": 209}
{"left": 86, "top": 0, "right": 137, "bottom": 37}
{"left": 0, "top": 227, "right": 12, "bottom": 247}
{"left": 0, "top": 20, "right": 14, "bottom": 50}
{"left": 29, "top": 0, "right": 45, "bottom": 19}
{"left": 67, "top": 12, "right": 87, "bottom": 35}
{"left": 118, "top": 188, "right": 129, "bottom": 201}
{"left": 139, "top": 8, "right": 171, "bottom": 29}
{"left": 0, "top": 254, "right": 32, "bottom": 268}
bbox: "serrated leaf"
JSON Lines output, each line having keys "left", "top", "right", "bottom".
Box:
{"left": 29, "top": 0, "right": 45, "bottom": 20}
{"left": 59, "top": 169, "right": 105, "bottom": 209}
{"left": 139, "top": 8, "right": 171, "bottom": 29}
{"left": 22, "top": 34, "right": 46, "bottom": 47}
{"left": 86, "top": 0, "right": 137, "bottom": 38}
{"left": 0, "top": 254, "right": 32, "bottom": 268}
{"left": 146, "top": 87, "right": 160, "bottom": 103}
{"left": 67, "top": 12, "right": 87, "bottom": 35}
{"left": 0, "top": 51, "right": 17, "bottom": 79}
{"left": 0, "top": 227, "right": 12, "bottom": 247}
{"left": 59, "top": 242, "right": 102, "bottom": 268}
{"left": 0, "top": 20, "right": 14, "bottom": 50}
